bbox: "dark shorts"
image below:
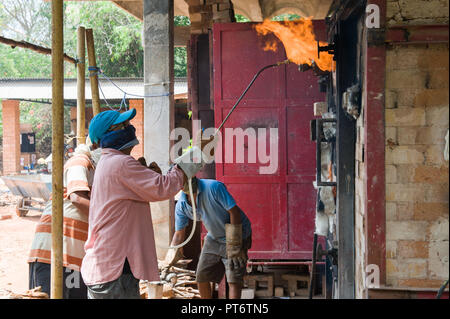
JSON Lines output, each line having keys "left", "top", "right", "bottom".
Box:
{"left": 28, "top": 261, "right": 88, "bottom": 299}
{"left": 196, "top": 235, "right": 252, "bottom": 284}
{"left": 86, "top": 258, "right": 140, "bottom": 299}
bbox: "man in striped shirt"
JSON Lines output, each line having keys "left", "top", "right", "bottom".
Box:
{"left": 28, "top": 143, "right": 97, "bottom": 298}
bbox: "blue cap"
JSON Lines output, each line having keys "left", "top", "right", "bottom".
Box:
{"left": 88, "top": 109, "right": 137, "bottom": 144}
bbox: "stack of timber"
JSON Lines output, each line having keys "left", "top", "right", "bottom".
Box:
{"left": 5, "top": 286, "right": 49, "bottom": 299}
{"left": 140, "top": 261, "right": 200, "bottom": 299}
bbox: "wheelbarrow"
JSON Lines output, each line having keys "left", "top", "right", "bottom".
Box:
{"left": 1, "top": 174, "right": 52, "bottom": 217}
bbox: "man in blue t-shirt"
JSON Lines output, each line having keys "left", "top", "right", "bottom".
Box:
{"left": 164, "top": 177, "right": 252, "bottom": 299}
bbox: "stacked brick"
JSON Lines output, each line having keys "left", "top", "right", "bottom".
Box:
{"left": 1, "top": 100, "right": 21, "bottom": 175}
{"left": 386, "top": 0, "right": 449, "bottom": 26}
{"left": 186, "top": 0, "right": 234, "bottom": 34}
{"left": 384, "top": 42, "right": 449, "bottom": 288}
{"left": 211, "top": 0, "right": 234, "bottom": 23}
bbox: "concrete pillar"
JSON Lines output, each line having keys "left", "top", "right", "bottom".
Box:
{"left": 143, "top": 0, "right": 175, "bottom": 259}
{"left": 2, "top": 100, "right": 21, "bottom": 175}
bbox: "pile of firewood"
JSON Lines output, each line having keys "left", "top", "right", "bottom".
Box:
{"left": 140, "top": 263, "right": 201, "bottom": 299}
{"left": 5, "top": 286, "right": 49, "bottom": 299}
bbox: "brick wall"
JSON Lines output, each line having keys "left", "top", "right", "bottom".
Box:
{"left": 188, "top": 0, "right": 234, "bottom": 34}
{"left": 387, "top": 0, "right": 449, "bottom": 26}
{"left": 385, "top": 43, "right": 449, "bottom": 288}
{"left": 2, "top": 100, "right": 21, "bottom": 175}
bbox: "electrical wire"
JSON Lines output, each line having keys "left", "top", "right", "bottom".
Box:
{"left": 89, "top": 66, "right": 171, "bottom": 112}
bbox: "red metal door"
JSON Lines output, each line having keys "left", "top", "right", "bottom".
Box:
{"left": 213, "top": 22, "right": 327, "bottom": 260}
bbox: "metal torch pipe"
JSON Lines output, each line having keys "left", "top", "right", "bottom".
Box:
{"left": 214, "top": 59, "right": 290, "bottom": 136}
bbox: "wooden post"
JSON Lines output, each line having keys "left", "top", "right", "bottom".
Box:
{"left": 51, "top": 0, "right": 64, "bottom": 300}
{"left": 77, "top": 26, "right": 86, "bottom": 145}
{"left": 0, "top": 36, "right": 77, "bottom": 64}
{"left": 86, "top": 29, "right": 101, "bottom": 116}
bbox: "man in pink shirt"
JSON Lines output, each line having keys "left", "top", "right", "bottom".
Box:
{"left": 80, "top": 109, "right": 190, "bottom": 299}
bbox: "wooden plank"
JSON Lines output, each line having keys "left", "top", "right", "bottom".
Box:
{"left": 365, "top": 0, "right": 387, "bottom": 288}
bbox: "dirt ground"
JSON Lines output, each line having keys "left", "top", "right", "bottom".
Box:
{"left": 0, "top": 179, "right": 42, "bottom": 298}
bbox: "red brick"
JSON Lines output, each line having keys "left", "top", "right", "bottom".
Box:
{"left": 2, "top": 100, "right": 21, "bottom": 174}
{"left": 397, "top": 241, "right": 429, "bottom": 258}
{"left": 414, "top": 89, "right": 449, "bottom": 108}
{"left": 281, "top": 274, "right": 310, "bottom": 297}
{"left": 414, "top": 202, "right": 449, "bottom": 221}
{"left": 424, "top": 183, "right": 449, "bottom": 202}
{"left": 245, "top": 274, "right": 274, "bottom": 297}
{"left": 397, "top": 202, "right": 414, "bottom": 221}
{"left": 419, "top": 50, "right": 450, "bottom": 70}
{"left": 429, "top": 70, "right": 450, "bottom": 89}
{"left": 386, "top": 69, "right": 428, "bottom": 90}
{"left": 398, "top": 279, "right": 444, "bottom": 288}
{"left": 414, "top": 165, "right": 449, "bottom": 183}
{"left": 416, "top": 127, "right": 448, "bottom": 145}
{"left": 386, "top": 108, "right": 426, "bottom": 127}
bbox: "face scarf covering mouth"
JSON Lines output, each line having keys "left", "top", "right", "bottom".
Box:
{"left": 99, "top": 124, "right": 139, "bottom": 151}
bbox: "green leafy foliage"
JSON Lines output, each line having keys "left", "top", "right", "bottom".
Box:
{"left": 64, "top": 1, "right": 144, "bottom": 77}
{"left": 0, "top": 1, "right": 190, "bottom": 157}
{"left": 0, "top": 46, "right": 53, "bottom": 78}
{"left": 174, "top": 16, "right": 190, "bottom": 78}
{"left": 235, "top": 14, "right": 251, "bottom": 22}
{"left": 271, "top": 14, "right": 302, "bottom": 21}
{"left": 18, "top": 102, "right": 71, "bottom": 157}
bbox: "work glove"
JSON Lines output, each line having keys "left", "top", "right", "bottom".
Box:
{"left": 174, "top": 130, "right": 217, "bottom": 179}
{"left": 174, "top": 146, "right": 205, "bottom": 179}
{"left": 138, "top": 157, "right": 162, "bottom": 174}
{"left": 159, "top": 248, "right": 184, "bottom": 270}
{"left": 225, "top": 223, "right": 247, "bottom": 270}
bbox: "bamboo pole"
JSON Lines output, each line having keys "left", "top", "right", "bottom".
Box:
{"left": 86, "top": 29, "right": 101, "bottom": 116}
{"left": 77, "top": 26, "right": 86, "bottom": 145}
{"left": 0, "top": 36, "right": 77, "bottom": 64}
{"left": 50, "top": 0, "right": 64, "bottom": 300}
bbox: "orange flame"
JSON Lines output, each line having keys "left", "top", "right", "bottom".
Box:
{"left": 264, "top": 40, "right": 278, "bottom": 52}
{"left": 255, "top": 18, "right": 334, "bottom": 72}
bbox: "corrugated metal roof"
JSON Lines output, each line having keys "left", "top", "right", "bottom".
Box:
{"left": 0, "top": 77, "right": 187, "bottom": 100}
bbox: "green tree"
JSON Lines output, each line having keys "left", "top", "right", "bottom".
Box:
{"left": 272, "top": 14, "right": 301, "bottom": 21}
{"left": 174, "top": 16, "right": 190, "bottom": 78}
{"left": 64, "top": 1, "right": 144, "bottom": 77}
{"left": 0, "top": 2, "right": 190, "bottom": 157}
{"left": 235, "top": 14, "right": 251, "bottom": 22}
